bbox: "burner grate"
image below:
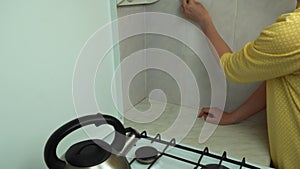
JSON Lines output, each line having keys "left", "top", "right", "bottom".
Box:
{"left": 129, "top": 131, "right": 260, "bottom": 169}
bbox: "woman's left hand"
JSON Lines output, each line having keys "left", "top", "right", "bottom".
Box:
{"left": 199, "top": 107, "right": 237, "bottom": 125}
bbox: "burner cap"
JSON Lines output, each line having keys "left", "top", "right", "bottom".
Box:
{"left": 201, "top": 164, "right": 229, "bottom": 169}
{"left": 135, "top": 146, "right": 158, "bottom": 164}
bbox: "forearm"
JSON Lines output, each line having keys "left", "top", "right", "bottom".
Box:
{"left": 231, "top": 82, "right": 267, "bottom": 123}
{"left": 198, "top": 19, "right": 232, "bottom": 58}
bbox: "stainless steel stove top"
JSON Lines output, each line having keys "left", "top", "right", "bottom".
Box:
{"left": 105, "top": 130, "right": 270, "bottom": 169}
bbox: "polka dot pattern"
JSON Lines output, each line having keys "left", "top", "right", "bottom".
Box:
{"left": 220, "top": 8, "right": 300, "bottom": 169}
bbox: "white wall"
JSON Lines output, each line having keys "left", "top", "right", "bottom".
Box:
{"left": 0, "top": 0, "right": 119, "bottom": 168}
{"left": 117, "top": 6, "right": 146, "bottom": 112}
{"left": 117, "top": 0, "right": 296, "bottom": 111}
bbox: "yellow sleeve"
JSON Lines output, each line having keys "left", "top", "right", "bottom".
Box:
{"left": 220, "top": 11, "right": 300, "bottom": 83}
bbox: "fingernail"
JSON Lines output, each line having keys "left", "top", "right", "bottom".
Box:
{"left": 204, "top": 112, "right": 214, "bottom": 118}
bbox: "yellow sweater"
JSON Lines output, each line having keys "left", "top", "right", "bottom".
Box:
{"left": 220, "top": 8, "right": 300, "bottom": 169}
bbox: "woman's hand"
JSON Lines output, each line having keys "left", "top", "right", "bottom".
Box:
{"left": 181, "top": 0, "right": 211, "bottom": 26}
{"left": 199, "top": 107, "right": 237, "bottom": 125}
{"left": 181, "top": 0, "right": 232, "bottom": 56}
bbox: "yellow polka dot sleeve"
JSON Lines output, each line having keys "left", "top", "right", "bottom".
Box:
{"left": 221, "top": 11, "right": 300, "bottom": 83}
{"left": 220, "top": 8, "right": 300, "bottom": 169}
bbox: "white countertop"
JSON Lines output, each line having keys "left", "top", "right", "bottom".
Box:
{"left": 182, "top": 110, "right": 271, "bottom": 167}
{"left": 124, "top": 100, "right": 271, "bottom": 168}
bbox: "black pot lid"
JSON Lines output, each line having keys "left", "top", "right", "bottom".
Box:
{"left": 65, "top": 139, "right": 112, "bottom": 167}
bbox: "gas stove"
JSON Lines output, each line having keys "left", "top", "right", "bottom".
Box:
{"left": 105, "top": 129, "right": 268, "bottom": 169}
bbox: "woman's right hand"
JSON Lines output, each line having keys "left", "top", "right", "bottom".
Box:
{"left": 181, "top": 0, "right": 211, "bottom": 26}
{"left": 199, "top": 107, "right": 237, "bottom": 125}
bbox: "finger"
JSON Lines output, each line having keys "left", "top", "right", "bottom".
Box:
{"left": 205, "top": 113, "right": 218, "bottom": 123}
{"left": 198, "top": 107, "right": 210, "bottom": 117}
{"left": 207, "top": 113, "right": 215, "bottom": 118}
{"left": 198, "top": 108, "right": 205, "bottom": 117}
{"left": 201, "top": 107, "right": 210, "bottom": 113}
{"left": 199, "top": 112, "right": 208, "bottom": 119}
{"left": 205, "top": 117, "right": 219, "bottom": 124}
{"left": 182, "top": 0, "right": 188, "bottom": 8}
{"left": 200, "top": 112, "right": 215, "bottom": 119}
{"left": 203, "top": 114, "right": 208, "bottom": 120}
{"left": 188, "top": 0, "right": 196, "bottom": 4}
{"left": 198, "top": 112, "right": 205, "bottom": 118}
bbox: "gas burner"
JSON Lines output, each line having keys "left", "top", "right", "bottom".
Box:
{"left": 105, "top": 130, "right": 261, "bottom": 169}
{"left": 135, "top": 146, "right": 159, "bottom": 164}
{"left": 201, "top": 164, "right": 229, "bottom": 169}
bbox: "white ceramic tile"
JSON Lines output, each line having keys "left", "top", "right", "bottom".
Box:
{"left": 146, "top": 0, "right": 183, "bottom": 16}
{"left": 147, "top": 69, "right": 181, "bottom": 104}
{"left": 117, "top": 0, "right": 297, "bottom": 113}
{"left": 145, "top": 48, "right": 182, "bottom": 104}
{"left": 117, "top": 6, "right": 147, "bottom": 111}
{"left": 197, "top": 0, "right": 237, "bottom": 47}
{"left": 225, "top": 82, "right": 261, "bottom": 112}
{"left": 144, "top": 8, "right": 187, "bottom": 105}
{"left": 117, "top": 5, "right": 145, "bottom": 17}
{"left": 120, "top": 49, "right": 147, "bottom": 112}
{"left": 144, "top": 0, "right": 236, "bottom": 109}
{"left": 119, "top": 35, "right": 145, "bottom": 60}
{"left": 145, "top": 35, "right": 183, "bottom": 105}
{"left": 233, "top": 0, "right": 296, "bottom": 50}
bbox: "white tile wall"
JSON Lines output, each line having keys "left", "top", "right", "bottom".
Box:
{"left": 117, "top": 0, "right": 297, "bottom": 111}
{"left": 117, "top": 6, "right": 147, "bottom": 112}
{"left": 233, "top": 0, "right": 296, "bottom": 50}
